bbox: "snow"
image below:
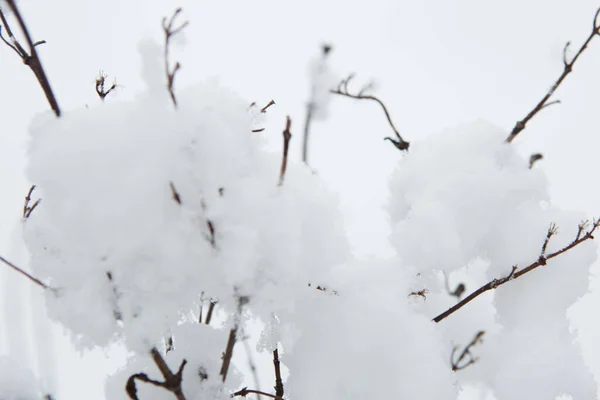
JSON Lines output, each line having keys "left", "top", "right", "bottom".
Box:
{"left": 5, "top": 10, "right": 596, "bottom": 400}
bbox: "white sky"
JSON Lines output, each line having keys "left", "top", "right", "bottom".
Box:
{"left": 1, "top": 0, "right": 600, "bottom": 398}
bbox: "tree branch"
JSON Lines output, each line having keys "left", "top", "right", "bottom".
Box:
{"left": 506, "top": 8, "right": 600, "bottom": 143}
{"left": 162, "top": 8, "right": 188, "bottom": 108}
{"left": 433, "top": 219, "right": 599, "bottom": 323}
{"left": 231, "top": 387, "right": 283, "bottom": 400}
{"left": 278, "top": 116, "right": 292, "bottom": 186}
{"left": 331, "top": 74, "right": 409, "bottom": 151}
{"left": 0, "top": 1, "right": 61, "bottom": 116}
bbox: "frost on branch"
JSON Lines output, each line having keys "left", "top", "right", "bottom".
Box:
{"left": 22, "top": 40, "right": 350, "bottom": 354}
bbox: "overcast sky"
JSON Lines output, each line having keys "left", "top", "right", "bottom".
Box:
{"left": 1, "top": 0, "right": 600, "bottom": 398}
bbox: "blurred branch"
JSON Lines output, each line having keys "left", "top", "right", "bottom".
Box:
{"left": 162, "top": 8, "right": 189, "bottom": 107}
{"left": 331, "top": 74, "right": 409, "bottom": 151}
{"left": 434, "top": 219, "right": 599, "bottom": 323}
{"left": 278, "top": 116, "right": 292, "bottom": 186}
{"left": 506, "top": 8, "right": 600, "bottom": 143}
{"left": 443, "top": 272, "right": 466, "bottom": 301}
{"left": 302, "top": 44, "right": 331, "bottom": 165}
{"left": 0, "top": 0, "right": 61, "bottom": 116}
{"left": 451, "top": 330, "right": 485, "bottom": 371}
{"left": 241, "top": 329, "right": 262, "bottom": 400}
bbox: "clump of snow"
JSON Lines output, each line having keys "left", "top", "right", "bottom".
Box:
{"left": 23, "top": 40, "right": 350, "bottom": 357}
{"left": 105, "top": 324, "right": 241, "bottom": 400}
{"left": 282, "top": 259, "right": 457, "bottom": 400}
{"left": 387, "top": 120, "right": 596, "bottom": 399}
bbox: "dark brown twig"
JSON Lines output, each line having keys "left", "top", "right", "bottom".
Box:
{"left": 261, "top": 99, "right": 276, "bottom": 113}
{"left": 408, "top": 288, "right": 429, "bottom": 300}
{"left": 278, "top": 117, "right": 292, "bottom": 186}
{"left": 169, "top": 182, "right": 181, "bottom": 205}
{"left": 529, "top": 153, "right": 544, "bottom": 169}
{"left": 95, "top": 70, "right": 117, "bottom": 101}
{"left": 273, "top": 348, "right": 284, "bottom": 398}
{"left": 0, "top": 1, "right": 60, "bottom": 116}
{"left": 162, "top": 8, "right": 188, "bottom": 107}
{"left": 220, "top": 295, "right": 248, "bottom": 383}
{"left": 232, "top": 388, "right": 283, "bottom": 400}
{"left": 451, "top": 331, "right": 485, "bottom": 371}
{"left": 127, "top": 348, "right": 187, "bottom": 400}
{"left": 331, "top": 74, "right": 409, "bottom": 151}
{"left": 205, "top": 299, "right": 217, "bottom": 325}
{"left": 23, "top": 185, "right": 41, "bottom": 219}
{"left": 433, "top": 219, "right": 600, "bottom": 323}
{"left": 0, "top": 254, "right": 49, "bottom": 289}
{"left": 506, "top": 8, "right": 600, "bottom": 143}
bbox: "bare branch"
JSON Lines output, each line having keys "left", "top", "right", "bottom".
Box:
{"left": 273, "top": 348, "right": 284, "bottom": 398}
{"left": 23, "top": 185, "right": 41, "bottom": 219}
{"left": 0, "top": 254, "right": 49, "bottom": 289}
{"left": 220, "top": 295, "right": 249, "bottom": 383}
{"left": 433, "top": 219, "right": 600, "bottom": 323}
{"left": 408, "top": 288, "right": 429, "bottom": 300}
{"left": 95, "top": 70, "right": 118, "bottom": 101}
{"left": 260, "top": 99, "right": 276, "bottom": 113}
{"left": 332, "top": 74, "right": 409, "bottom": 151}
{"left": 0, "top": 1, "right": 61, "bottom": 116}
{"left": 529, "top": 153, "right": 544, "bottom": 169}
{"left": 506, "top": 8, "right": 600, "bottom": 143}
{"left": 169, "top": 182, "right": 182, "bottom": 205}
{"left": 162, "top": 8, "right": 189, "bottom": 107}
{"left": 278, "top": 116, "right": 292, "bottom": 186}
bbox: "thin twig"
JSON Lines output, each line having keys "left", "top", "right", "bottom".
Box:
{"left": 0, "top": 254, "right": 49, "bottom": 289}
{"left": 162, "top": 8, "right": 188, "bottom": 107}
{"left": 260, "top": 99, "right": 276, "bottom": 113}
{"left": 331, "top": 74, "right": 409, "bottom": 151}
{"left": 231, "top": 388, "right": 283, "bottom": 400}
{"left": 278, "top": 116, "right": 292, "bottom": 186}
{"left": 220, "top": 295, "right": 248, "bottom": 383}
{"left": 23, "top": 184, "right": 41, "bottom": 218}
{"left": 95, "top": 70, "right": 117, "bottom": 101}
{"left": 506, "top": 8, "right": 600, "bottom": 143}
{"left": 451, "top": 330, "right": 485, "bottom": 371}
{"left": 408, "top": 288, "right": 429, "bottom": 300}
{"left": 205, "top": 300, "right": 217, "bottom": 325}
{"left": 529, "top": 153, "right": 544, "bottom": 169}
{"left": 0, "top": 1, "right": 61, "bottom": 116}
{"left": 126, "top": 347, "right": 187, "bottom": 400}
{"left": 433, "top": 219, "right": 600, "bottom": 323}
{"left": 273, "top": 348, "right": 284, "bottom": 398}
{"left": 169, "top": 181, "right": 182, "bottom": 205}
